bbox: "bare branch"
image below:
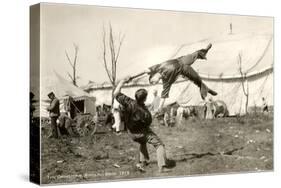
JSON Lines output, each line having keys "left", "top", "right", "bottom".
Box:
{"left": 100, "top": 23, "right": 125, "bottom": 89}
{"left": 102, "top": 26, "right": 113, "bottom": 84}
{"left": 65, "top": 43, "right": 79, "bottom": 86}
{"left": 65, "top": 50, "right": 74, "bottom": 68}
{"left": 73, "top": 43, "right": 79, "bottom": 68}
{"left": 109, "top": 23, "right": 116, "bottom": 81}
{"left": 67, "top": 72, "right": 74, "bottom": 81}
{"left": 115, "top": 33, "right": 125, "bottom": 63}
{"left": 100, "top": 23, "right": 125, "bottom": 105}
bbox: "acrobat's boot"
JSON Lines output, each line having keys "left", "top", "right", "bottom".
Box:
{"left": 200, "top": 83, "right": 217, "bottom": 100}
{"left": 208, "top": 88, "right": 217, "bottom": 96}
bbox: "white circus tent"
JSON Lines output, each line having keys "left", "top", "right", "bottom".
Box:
{"left": 86, "top": 33, "right": 273, "bottom": 115}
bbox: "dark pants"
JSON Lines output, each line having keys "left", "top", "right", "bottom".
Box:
{"left": 134, "top": 129, "right": 166, "bottom": 169}
{"left": 50, "top": 116, "right": 59, "bottom": 138}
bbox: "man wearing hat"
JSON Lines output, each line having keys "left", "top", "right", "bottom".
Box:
{"left": 47, "top": 92, "right": 60, "bottom": 138}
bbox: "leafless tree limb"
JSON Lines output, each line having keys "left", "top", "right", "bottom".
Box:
{"left": 65, "top": 51, "right": 74, "bottom": 68}
{"left": 101, "top": 23, "right": 125, "bottom": 105}
{"left": 102, "top": 25, "right": 114, "bottom": 85}
{"left": 237, "top": 52, "right": 249, "bottom": 114}
{"left": 115, "top": 33, "right": 125, "bottom": 64}
{"left": 67, "top": 72, "right": 74, "bottom": 81}
{"left": 65, "top": 43, "right": 79, "bottom": 86}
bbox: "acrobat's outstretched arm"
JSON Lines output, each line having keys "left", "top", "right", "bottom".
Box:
{"left": 128, "top": 71, "right": 148, "bottom": 81}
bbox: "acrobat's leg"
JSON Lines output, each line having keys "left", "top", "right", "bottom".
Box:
{"left": 158, "top": 79, "right": 173, "bottom": 111}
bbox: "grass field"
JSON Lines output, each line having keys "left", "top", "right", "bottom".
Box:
{"left": 41, "top": 113, "right": 273, "bottom": 184}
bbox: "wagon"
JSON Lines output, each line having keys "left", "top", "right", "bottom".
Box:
{"left": 62, "top": 95, "right": 98, "bottom": 137}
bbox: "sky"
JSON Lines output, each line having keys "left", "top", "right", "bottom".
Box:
{"left": 40, "top": 3, "right": 273, "bottom": 86}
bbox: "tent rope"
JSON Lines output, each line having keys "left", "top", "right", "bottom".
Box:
{"left": 245, "top": 36, "right": 273, "bottom": 74}
{"left": 257, "top": 72, "right": 270, "bottom": 99}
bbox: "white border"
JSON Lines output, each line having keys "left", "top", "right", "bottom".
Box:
{"left": 0, "top": 0, "right": 280, "bottom": 188}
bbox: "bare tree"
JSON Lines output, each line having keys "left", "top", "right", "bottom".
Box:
{"left": 102, "top": 23, "right": 125, "bottom": 104}
{"left": 237, "top": 52, "right": 249, "bottom": 114}
{"left": 65, "top": 43, "right": 79, "bottom": 86}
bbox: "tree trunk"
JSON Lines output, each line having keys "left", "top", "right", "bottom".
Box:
{"left": 245, "top": 80, "right": 249, "bottom": 114}
{"left": 111, "top": 85, "right": 116, "bottom": 107}
{"left": 245, "top": 94, "right": 249, "bottom": 114}
{"left": 73, "top": 68, "right": 76, "bottom": 86}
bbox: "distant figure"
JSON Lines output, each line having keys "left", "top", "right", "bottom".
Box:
{"left": 163, "top": 107, "right": 176, "bottom": 127}
{"left": 213, "top": 100, "right": 229, "bottom": 118}
{"left": 204, "top": 97, "right": 215, "bottom": 119}
{"left": 111, "top": 99, "right": 124, "bottom": 135}
{"left": 176, "top": 106, "right": 184, "bottom": 121}
{"left": 176, "top": 106, "right": 186, "bottom": 124}
{"left": 169, "top": 107, "right": 176, "bottom": 126}
{"left": 163, "top": 111, "right": 169, "bottom": 127}
{"left": 177, "top": 106, "right": 197, "bottom": 119}
{"left": 47, "top": 92, "right": 60, "bottom": 138}
{"left": 149, "top": 90, "right": 161, "bottom": 116}
{"left": 262, "top": 97, "right": 269, "bottom": 113}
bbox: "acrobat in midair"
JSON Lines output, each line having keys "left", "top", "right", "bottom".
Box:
{"left": 128, "top": 43, "right": 218, "bottom": 111}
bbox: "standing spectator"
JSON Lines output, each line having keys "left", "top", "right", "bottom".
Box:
{"left": 111, "top": 99, "right": 124, "bottom": 135}
{"left": 47, "top": 92, "right": 60, "bottom": 138}
{"left": 114, "top": 77, "right": 171, "bottom": 173}
{"left": 204, "top": 97, "right": 215, "bottom": 119}
{"left": 163, "top": 107, "right": 176, "bottom": 127}
{"left": 176, "top": 106, "right": 185, "bottom": 125}
{"left": 163, "top": 108, "right": 170, "bottom": 127}
{"left": 149, "top": 90, "right": 161, "bottom": 116}
{"left": 262, "top": 97, "right": 269, "bottom": 113}
{"left": 169, "top": 107, "right": 176, "bottom": 126}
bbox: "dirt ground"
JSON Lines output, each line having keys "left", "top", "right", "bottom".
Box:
{"left": 41, "top": 113, "right": 273, "bottom": 184}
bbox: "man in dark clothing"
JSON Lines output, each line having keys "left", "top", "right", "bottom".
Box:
{"left": 47, "top": 92, "right": 60, "bottom": 138}
{"left": 141, "top": 44, "right": 217, "bottom": 110}
{"left": 113, "top": 78, "right": 171, "bottom": 173}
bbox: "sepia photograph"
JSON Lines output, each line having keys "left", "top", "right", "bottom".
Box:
{"left": 30, "top": 3, "right": 273, "bottom": 185}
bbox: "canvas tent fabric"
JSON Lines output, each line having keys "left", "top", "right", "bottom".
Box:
{"left": 174, "top": 33, "right": 273, "bottom": 115}
{"left": 39, "top": 72, "right": 95, "bottom": 117}
{"left": 87, "top": 33, "right": 273, "bottom": 115}
{"left": 41, "top": 72, "right": 91, "bottom": 101}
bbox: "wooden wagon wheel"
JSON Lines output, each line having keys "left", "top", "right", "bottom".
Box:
{"left": 73, "top": 114, "right": 97, "bottom": 137}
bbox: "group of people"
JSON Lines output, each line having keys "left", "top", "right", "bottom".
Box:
{"left": 46, "top": 44, "right": 217, "bottom": 173}
{"left": 108, "top": 44, "right": 217, "bottom": 173}
{"left": 44, "top": 41, "right": 273, "bottom": 174}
